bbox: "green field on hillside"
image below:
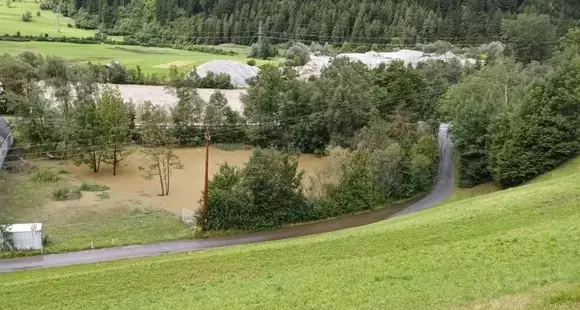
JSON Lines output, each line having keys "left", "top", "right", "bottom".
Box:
{"left": 0, "top": 1, "right": 95, "bottom": 37}
{"left": 1, "top": 158, "right": 579, "bottom": 309}
{"left": 0, "top": 41, "right": 274, "bottom": 74}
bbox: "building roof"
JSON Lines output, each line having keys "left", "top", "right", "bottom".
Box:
{"left": 5, "top": 223, "right": 43, "bottom": 233}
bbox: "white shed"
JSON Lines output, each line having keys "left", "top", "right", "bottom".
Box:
{"left": 1, "top": 223, "right": 44, "bottom": 251}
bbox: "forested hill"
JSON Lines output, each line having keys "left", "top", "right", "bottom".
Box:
{"left": 52, "top": 0, "right": 579, "bottom": 45}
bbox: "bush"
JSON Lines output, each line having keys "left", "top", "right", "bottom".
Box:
{"left": 79, "top": 183, "right": 110, "bottom": 192}
{"left": 36, "top": 11, "right": 41, "bottom": 17}
{"left": 31, "top": 169, "right": 60, "bottom": 183}
{"left": 107, "top": 61, "right": 132, "bottom": 84}
{"left": 285, "top": 43, "right": 310, "bottom": 66}
{"left": 52, "top": 188, "right": 82, "bottom": 201}
{"left": 22, "top": 12, "right": 33, "bottom": 22}
{"left": 67, "top": 23, "right": 73, "bottom": 28}
{"left": 250, "top": 37, "right": 277, "bottom": 59}
{"left": 247, "top": 59, "right": 256, "bottom": 66}
{"left": 199, "top": 149, "right": 312, "bottom": 230}
{"left": 39, "top": 1, "right": 53, "bottom": 10}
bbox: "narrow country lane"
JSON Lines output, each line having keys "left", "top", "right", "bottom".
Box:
{"left": 0, "top": 124, "right": 454, "bottom": 273}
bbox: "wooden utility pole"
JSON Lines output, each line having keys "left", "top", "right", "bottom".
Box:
{"left": 202, "top": 126, "right": 211, "bottom": 230}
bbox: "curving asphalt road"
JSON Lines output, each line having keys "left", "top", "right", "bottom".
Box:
{"left": 0, "top": 124, "right": 454, "bottom": 273}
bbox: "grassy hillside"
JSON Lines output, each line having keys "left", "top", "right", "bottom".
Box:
{"left": 0, "top": 1, "right": 95, "bottom": 37}
{"left": 1, "top": 158, "right": 579, "bottom": 310}
{"left": 0, "top": 41, "right": 274, "bottom": 74}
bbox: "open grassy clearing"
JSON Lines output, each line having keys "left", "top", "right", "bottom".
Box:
{"left": 0, "top": 41, "right": 277, "bottom": 75}
{"left": 0, "top": 1, "right": 95, "bottom": 37}
{"left": 0, "top": 147, "right": 324, "bottom": 256}
{"left": 1, "top": 157, "right": 578, "bottom": 309}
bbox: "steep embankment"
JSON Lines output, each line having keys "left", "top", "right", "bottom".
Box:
{"left": 0, "top": 156, "right": 578, "bottom": 309}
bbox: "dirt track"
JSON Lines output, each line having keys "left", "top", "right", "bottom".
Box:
{"left": 0, "top": 124, "right": 454, "bottom": 272}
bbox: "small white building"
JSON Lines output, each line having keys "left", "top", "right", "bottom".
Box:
{"left": 1, "top": 223, "right": 44, "bottom": 251}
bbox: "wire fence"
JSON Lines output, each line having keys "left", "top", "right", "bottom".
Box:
{"left": 0, "top": 117, "right": 13, "bottom": 169}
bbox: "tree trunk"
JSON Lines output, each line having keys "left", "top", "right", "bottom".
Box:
{"left": 113, "top": 144, "right": 117, "bottom": 176}
{"left": 164, "top": 155, "right": 170, "bottom": 195}
{"left": 92, "top": 152, "right": 98, "bottom": 173}
{"left": 157, "top": 155, "right": 165, "bottom": 196}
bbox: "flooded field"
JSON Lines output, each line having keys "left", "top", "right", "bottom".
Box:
{"left": 63, "top": 147, "right": 325, "bottom": 214}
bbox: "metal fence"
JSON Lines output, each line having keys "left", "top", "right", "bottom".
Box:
{"left": 0, "top": 117, "right": 13, "bottom": 169}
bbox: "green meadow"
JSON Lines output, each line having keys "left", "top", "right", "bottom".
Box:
{"left": 0, "top": 41, "right": 275, "bottom": 74}
{"left": 0, "top": 0, "right": 95, "bottom": 37}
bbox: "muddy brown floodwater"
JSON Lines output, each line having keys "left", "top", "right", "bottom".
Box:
{"left": 64, "top": 147, "right": 325, "bottom": 214}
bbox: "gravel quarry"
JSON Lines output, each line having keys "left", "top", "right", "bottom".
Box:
{"left": 299, "top": 49, "right": 476, "bottom": 79}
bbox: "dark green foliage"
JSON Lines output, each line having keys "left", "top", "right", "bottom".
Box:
{"left": 21, "top": 11, "right": 33, "bottom": 22}
{"left": 200, "top": 149, "right": 311, "bottom": 230}
{"left": 107, "top": 61, "right": 132, "bottom": 84}
{"left": 439, "top": 59, "right": 527, "bottom": 188}
{"left": 250, "top": 38, "right": 277, "bottom": 59}
{"left": 315, "top": 120, "right": 438, "bottom": 218}
{"left": 491, "top": 60, "right": 580, "bottom": 187}
{"left": 0, "top": 217, "right": 14, "bottom": 251}
{"left": 285, "top": 43, "right": 310, "bottom": 66}
{"left": 247, "top": 59, "right": 256, "bottom": 66}
{"left": 52, "top": 188, "right": 82, "bottom": 201}
{"left": 371, "top": 61, "right": 428, "bottom": 120}
{"left": 65, "top": 0, "right": 580, "bottom": 49}
{"left": 195, "top": 72, "right": 234, "bottom": 89}
{"left": 501, "top": 13, "right": 557, "bottom": 63}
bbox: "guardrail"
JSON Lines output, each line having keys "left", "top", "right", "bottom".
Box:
{"left": 0, "top": 117, "right": 13, "bottom": 169}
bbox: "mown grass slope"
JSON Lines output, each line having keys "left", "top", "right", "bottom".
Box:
{"left": 1, "top": 158, "right": 579, "bottom": 310}
{"left": 0, "top": 0, "right": 95, "bottom": 37}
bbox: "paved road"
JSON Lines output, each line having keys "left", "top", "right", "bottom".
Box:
{"left": 0, "top": 124, "right": 454, "bottom": 273}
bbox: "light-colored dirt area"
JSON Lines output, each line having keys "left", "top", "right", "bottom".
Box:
{"left": 61, "top": 147, "right": 325, "bottom": 214}
{"left": 114, "top": 84, "right": 246, "bottom": 112}
{"left": 153, "top": 60, "right": 197, "bottom": 69}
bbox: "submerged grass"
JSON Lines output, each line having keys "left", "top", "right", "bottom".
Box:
{"left": 0, "top": 157, "right": 579, "bottom": 309}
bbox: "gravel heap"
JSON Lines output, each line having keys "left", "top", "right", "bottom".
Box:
{"left": 195, "top": 60, "right": 259, "bottom": 88}
{"left": 299, "top": 49, "right": 476, "bottom": 79}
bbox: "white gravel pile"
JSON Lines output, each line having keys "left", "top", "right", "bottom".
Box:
{"left": 195, "top": 60, "right": 259, "bottom": 88}
{"left": 299, "top": 49, "right": 476, "bottom": 79}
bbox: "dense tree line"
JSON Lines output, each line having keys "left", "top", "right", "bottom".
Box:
{"left": 197, "top": 57, "right": 458, "bottom": 230}
{"left": 441, "top": 27, "right": 580, "bottom": 188}
{"left": 40, "top": 0, "right": 580, "bottom": 48}
{"left": 0, "top": 53, "right": 234, "bottom": 115}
